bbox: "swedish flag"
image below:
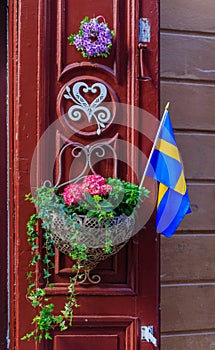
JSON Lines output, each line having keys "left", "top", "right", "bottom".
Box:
{"left": 146, "top": 109, "right": 191, "bottom": 237}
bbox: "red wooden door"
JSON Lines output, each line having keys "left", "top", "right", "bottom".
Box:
{"left": 9, "top": 0, "right": 159, "bottom": 349}
{"left": 0, "top": 1, "right": 8, "bottom": 349}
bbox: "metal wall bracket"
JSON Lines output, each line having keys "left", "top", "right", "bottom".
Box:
{"left": 141, "top": 326, "right": 157, "bottom": 347}
{"left": 139, "top": 18, "right": 150, "bottom": 43}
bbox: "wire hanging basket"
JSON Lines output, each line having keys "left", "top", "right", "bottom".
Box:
{"left": 45, "top": 212, "right": 135, "bottom": 271}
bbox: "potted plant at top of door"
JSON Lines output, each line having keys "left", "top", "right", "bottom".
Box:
{"left": 22, "top": 174, "right": 149, "bottom": 342}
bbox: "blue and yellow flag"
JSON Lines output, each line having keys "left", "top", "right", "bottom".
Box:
{"left": 147, "top": 110, "right": 191, "bottom": 237}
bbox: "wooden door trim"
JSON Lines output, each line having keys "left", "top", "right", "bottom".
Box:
{"left": 9, "top": 0, "right": 40, "bottom": 348}
{"left": 0, "top": 1, "right": 8, "bottom": 348}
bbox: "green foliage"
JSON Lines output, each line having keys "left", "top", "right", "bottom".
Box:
{"left": 22, "top": 178, "right": 149, "bottom": 342}
{"left": 107, "top": 178, "right": 150, "bottom": 216}
{"left": 56, "top": 178, "right": 149, "bottom": 222}
{"left": 22, "top": 192, "right": 87, "bottom": 342}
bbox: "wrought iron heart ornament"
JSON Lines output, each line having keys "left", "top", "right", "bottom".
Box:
{"left": 64, "top": 82, "right": 111, "bottom": 135}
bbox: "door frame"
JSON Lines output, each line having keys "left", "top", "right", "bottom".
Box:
{"left": 0, "top": 1, "right": 8, "bottom": 349}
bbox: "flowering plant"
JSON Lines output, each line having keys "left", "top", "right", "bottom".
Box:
{"left": 22, "top": 175, "right": 149, "bottom": 342}
{"left": 68, "top": 16, "right": 114, "bottom": 58}
{"left": 61, "top": 174, "right": 147, "bottom": 220}
{"left": 63, "top": 174, "right": 113, "bottom": 205}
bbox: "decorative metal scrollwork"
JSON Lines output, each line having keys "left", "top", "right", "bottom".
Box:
{"left": 78, "top": 270, "right": 101, "bottom": 285}
{"left": 43, "top": 133, "right": 119, "bottom": 284}
{"left": 53, "top": 133, "right": 118, "bottom": 188}
{"left": 64, "top": 82, "right": 111, "bottom": 135}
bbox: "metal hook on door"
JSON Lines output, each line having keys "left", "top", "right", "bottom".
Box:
{"left": 138, "top": 18, "right": 152, "bottom": 81}
{"left": 138, "top": 43, "right": 152, "bottom": 81}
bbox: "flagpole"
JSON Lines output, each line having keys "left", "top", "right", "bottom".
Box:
{"left": 139, "top": 102, "right": 170, "bottom": 188}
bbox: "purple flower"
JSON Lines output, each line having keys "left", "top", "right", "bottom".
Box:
{"left": 74, "top": 35, "right": 83, "bottom": 48}
{"left": 69, "top": 17, "right": 114, "bottom": 58}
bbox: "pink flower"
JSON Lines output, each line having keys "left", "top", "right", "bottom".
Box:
{"left": 82, "top": 175, "right": 112, "bottom": 196}
{"left": 83, "top": 174, "right": 106, "bottom": 187}
{"left": 62, "top": 183, "right": 83, "bottom": 205}
{"left": 62, "top": 175, "right": 113, "bottom": 206}
{"left": 101, "top": 184, "right": 113, "bottom": 195}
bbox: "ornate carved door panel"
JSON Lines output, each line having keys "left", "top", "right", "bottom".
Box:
{"left": 9, "top": 0, "right": 159, "bottom": 349}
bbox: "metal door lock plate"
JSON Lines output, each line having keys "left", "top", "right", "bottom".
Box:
{"left": 141, "top": 326, "right": 157, "bottom": 347}
{"left": 139, "top": 18, "right": 150, "bottom": 43}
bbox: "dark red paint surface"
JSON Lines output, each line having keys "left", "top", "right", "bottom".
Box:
{"left": 9, "top": 1, "right": 159, "bottom": 349}
{"left": 0, "top": 2, "right": 8, "bottom": 349}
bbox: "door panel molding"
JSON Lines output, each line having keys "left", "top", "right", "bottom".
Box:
{"left": 45, "top": 316, "right": 139, "bottom": 350}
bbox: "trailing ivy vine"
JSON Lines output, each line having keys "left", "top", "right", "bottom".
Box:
{"left": 22, "top": 200, "right": 87, "bottom": 342}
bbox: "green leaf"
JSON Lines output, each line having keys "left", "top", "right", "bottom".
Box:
{"left": 48, "top": 283, "right": 54, "bottom": 290}
{"left": 36, "top": 288, "right": 46, "bottom": 297}
{"left": 45, "top": 332, "right": 52, "bottom": 340}
{"left": 86, "top": 210, "right": 97, "bottom": 217}
{"left": 21, "top": 330, "right": 35, "bottom": 341}
{"left": 43, "top": 255, "right": 51, "bottom": 264}
{"left": 30, "top": 254, "right": 41, "bottom": 265}
{"left": 27, "top": 282, "right": 35, "bottom": 292}
{"left": 84, "top": 192, "right": 96, "bottom": 206}
{"left": 43, "top": 268, "right": 52, "bottom": 279}
{"left": 27, "top": 271, "right": 33, "bottom": 279}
